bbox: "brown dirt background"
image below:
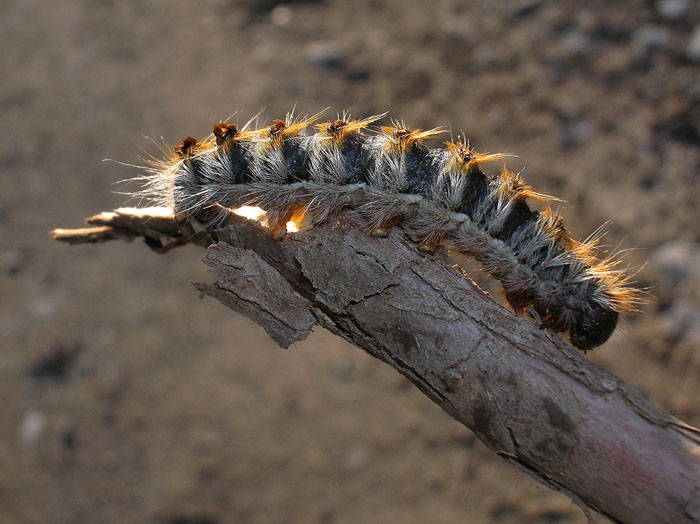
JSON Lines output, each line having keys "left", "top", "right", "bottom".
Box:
{"left": 2, "top": 1, "right": 700, "bottom": 523}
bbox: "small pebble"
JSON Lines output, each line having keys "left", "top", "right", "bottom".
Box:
{"left": 556, "top": 113, "right": 593, "bottom": 148}
{"left": 632, "top": 25, "right": 670, "bottom": 60}
{"left": 656, "top": 0, "right": 690, "bottom": 21}
{"left": 658, "top": 299, "right": 700, "bottom": 344}
{"left": 30, "top": 296, "right": 57, "bottom": 319}
{"left": 653, "top": 241, "right": 700, "bottom": 285}
{"left": 560, "top": 31, "right": 591, "bottom": 58}
{"left": 270, "top": 6, "right": 292, "bottom": 27}
{"left": 344, "top": 446, "right": 369, "bottom": 473}
{"left": 306, "top": 41, "right": 345, "bottom": 69}
{"left": 686, "top": 26, "right": 700, "bottom": 64}
{"left": 19, "top": 410, "right": 46, "bottom": 446}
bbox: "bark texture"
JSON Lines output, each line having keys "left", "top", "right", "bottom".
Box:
{"left": 52, "top": 207, "right": 700, "bottom": 524}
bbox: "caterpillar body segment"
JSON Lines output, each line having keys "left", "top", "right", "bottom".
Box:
{"left": 140, "top": 112, "right": 640, "bottom": 350}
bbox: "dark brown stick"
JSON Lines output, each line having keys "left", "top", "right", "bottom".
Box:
{"left": 52, "top": 208, "right": 700, "bottom": 524}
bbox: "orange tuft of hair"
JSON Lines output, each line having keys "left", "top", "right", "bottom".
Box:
{"left": 496, "top": 167, "right": 564, "bottom": 205}
{"left": 316, "top": 113, "right": 385, "bottom": 144}
{"left": 445, "top": 140, "right": 511, "bottom": 173}
{"left": 538, "top": 205, "right": 574, "bottom": 245}
{"left": 381, "top": 124, "right": 445, "bottom": 152}
{"left": 173, "top": 137, "right": 199, "bottom": 157}
{"left": 263, "top": 111, "right": 327, "bottom": 145}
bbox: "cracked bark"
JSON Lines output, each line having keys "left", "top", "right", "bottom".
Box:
{"left": 52, "top": 207, "right": 700, "bottom": 524}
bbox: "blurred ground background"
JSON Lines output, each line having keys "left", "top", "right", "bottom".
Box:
{"left": 2, "top": 1, "right": 700, "bottom": 523}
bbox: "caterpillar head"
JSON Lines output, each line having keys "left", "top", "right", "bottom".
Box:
{"left": 569, "top": 303, "right": 619, "bottom": 350}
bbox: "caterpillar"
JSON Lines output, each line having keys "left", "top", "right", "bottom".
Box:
{"left": 138, "top": 111, "right": 641, "bottom": 351}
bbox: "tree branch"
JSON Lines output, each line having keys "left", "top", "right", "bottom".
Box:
{"left": 52, "top": 207, "right": 700, "bottom": 524}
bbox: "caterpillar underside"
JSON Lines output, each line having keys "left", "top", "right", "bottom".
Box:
{"left": 140, "top": 112, "right": 640, "bottom": 350}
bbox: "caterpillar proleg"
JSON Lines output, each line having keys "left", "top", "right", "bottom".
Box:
{"left": 138, "top": 111, "right": 641, "bottom": 350}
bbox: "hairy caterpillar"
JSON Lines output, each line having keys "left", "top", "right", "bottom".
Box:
{"left": 139, "top": 111, "right": 641, "bottom": 350}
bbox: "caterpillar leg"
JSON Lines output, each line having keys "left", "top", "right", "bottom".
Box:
{"left": 368, "top": 211, "right": 403, "bottom": 237}
{"left": 504, "top": 290, "right": 529, "bottom": 317}
{"left": 265, "top": 207, "right": 294, "bottom": 240}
